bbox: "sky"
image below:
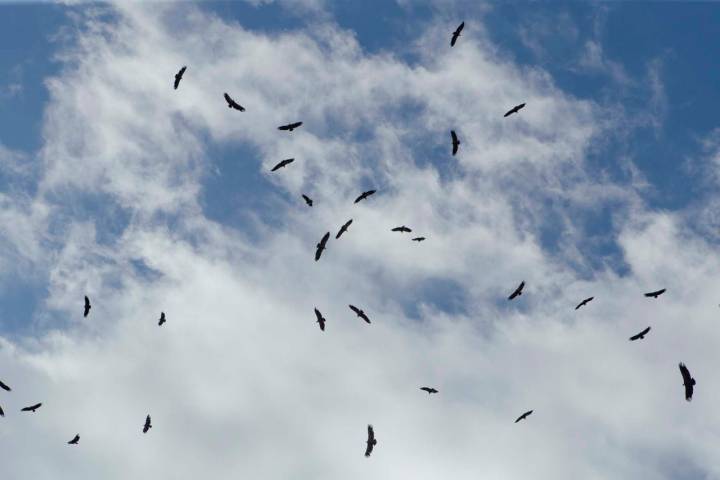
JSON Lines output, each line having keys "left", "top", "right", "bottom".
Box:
{"left": 1, "top": 1, "right": 720, "bottom": 478}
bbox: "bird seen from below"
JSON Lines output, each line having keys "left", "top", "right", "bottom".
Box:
{"left": 315, "top": 232, "right": 330, "bottom": 261}
{"left": 679, "top": 363, "right": 696, "bottom": 401}
{"left": 508, "top": 281, "right": 525, "bottom": 300}
{"left": 451, "top": 130, "right": 460, "bottom": 155}
{"left": 450, "top": 21, "right": 464, "bottom": 47}
{"left": 314, "top": 308, "right": 326, "bottom": 332}
{"left": 515, "top": 410, "right": 533, "bottom": 423}
{"left": 158, "top": 312, "right": 166, "bottom": 326}
{"left": 0, "top": 405, "right": 4, "bottom": 417}
{"left": 365, "top": 425, "right": 377, "bottom": 457}
{"left": 173, "top": 66, "right": 186, "bottom": 90}
{"left": 302, "top": 194, "right": 313, "bottom": 207}
{"left": 336, "top": 219, "right": 353, "bottom": 239}
{"left": 391, "top": 226, "right": 412, "bottom": 233}
{"left": 21, "top": 403, "right": 42, "bottom": 413}
{"left": 84, "top": 296, "right": 91, "bottom": 317}
{"left": 68, "top": 434, "right": 80, "bottom": 445}
{"left": 503, "top": 103, "right": 526, "bottom": 118}
{"left": 420, "top": 387, "right": 438, "bottom": 394}
{"left": 412, "top": 237, "right": 426, "bottom": 242}
{"left": 575, "top": 297, "right": 594, "bottom": 310}
{"left": 644, "top": 288, "right": 666, "bottom": 298}
{"left": 629, "top": 326, "right": 651, "bottom": 341}
{"left": 270, "top": 158, "right": 294, "bottom": 172}
{"left": 354, "top": 189, "right": 376, "bottom": 204}
{"left": 223, "top": 92, "right": 245, "bottom": 111}
{"left": 278, "top": 121, "right": 303, "bottom": 132}
{"left": 143, "top": 415, "right": 152, "bottom": 433}
{"left": 349, "top": 304, "right": 371, "bottom": 324}
{"left": 0, "top": 380, "right": 10, "bottom": 392}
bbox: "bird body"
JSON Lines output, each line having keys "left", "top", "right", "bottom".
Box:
{"left": 336, "top": 219, "right": 353, "bottom": 239}
{"left": 271, "top": 158, "right": 294, "bottom": 172}
{"left": 644, "top": 288, "right": 666, "bottom": 298}
{"left": 451, "top": 130, "right": 460, "bottom": 155}
{"left": 679, "top": 363, "right": 696, "bottom": 401}
{"left": 84, "top": 296, "right": 91, "bottom": 317}
{"left": 420, "top": 387, "right": 438, "bottom": 394}
{"left": 365, "top": 425, "right": 377, "bottom": 457}
{"left": 174, "top": 66, "right": 186, "bottom": 90}
{"left": 278, "top": 121, "right": 303, "bottom": 131}
{"left": 575, "top": 297, "right": 594, "bottom": 310}
{"left": 450, "top": 22, "right": 464, "bottom": 47}
{"left": 503, "top": 103, "right": 526, "bottom": 117}
{"left": 158, "top": 312, "right": 166, "bottom": 326}
{"left": 223, "top": 92, "right": 245, "bottom": 111}
{"left": 314, "top": 308, "right": 326, "bottom": 331}
{"left": 354, "top": 190, "right": 376, "bottom": 204}
{"left": 515, "top": 410, "right": 533, "bottom": 423}
{"left": 302, "top": 194, "right": 313, "bottom": 207}
{"left": 21, "top": 403, "right": 42, "bottom": 413}
{"left": 143, "top": 415, "right": 152, "bottom": 433}
{"left": 391, "top": 226, "right": 412, "bottom": 233}
{"left": 68, "top": 434, "right": 80, "bottom": 445}
{"left": 629, "top": 326, "right": 651, "bottom": 341}
{"left": 315, "top": 232, "right": 330, "bottom": 261}
{"left": 349, "top": 305, "right": 371, "bottom": 324}
{"left": 508, "top": 281, "right": 525, "bottom": 300}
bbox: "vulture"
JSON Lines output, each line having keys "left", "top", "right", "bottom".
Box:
{"left": 354, "top": 190, "right": 376, "bottom": 204}
{"left": 315, "top": 232, "right": 330, "bottom": 261}
{"left": 0, "top": 380, "right": 10, "bottom": 392}
{"left": 223, "top": 93, "right": 245, "bottom": 111}
{"left": 391, "top": 226, "right": 412, "bottom": 233}
{"left": 508, "top": 281, "right": 525, "bottom": 300}
{"left": 21, "top": 403, "right": 42, "bottom": 413}
{"left": 575, "top": 297, "right": 594, "bottom": 310}
{"left": 336, "top": 219, "right": 353, "bottom": 239}
{"left": 450, "top": 22, "right": 464, "bottom": 47}
{"left": 420, "top": 387, "right": 438, "bottom": 394}
{"left": 271, "top": 158, "right": 294, "bottom": 172}
{"left": 84, "top": 296, "right": 91, "bottom": 317}
{"left": 302, "top": 194, "right": 313, "bottom": 207}
{"left": 349, "top": 305, "right": 371, "bottom": 324}
{"left": 143, "top": 415, "right": 152, "bottom": 433}
{"left": 158, "top": 312, "right": 166, "bottom": 326}
{"left": 515, "top": 410, "right": 533, "bottom": 423}
{"left": 68, "top": 434, "right": 80, "bottom": 445}
{"left": 173, "top": 66, "right": 186, "bottom": 90}
{"left": 412, "top": 237, "right": 426, "bottom": 242}
{"left": 679, "top": 363, "right": 696, "bottom": 401}
{"left": 644, "top": 288, "right": 666, "bottom": 298}
{"left": 451, "top": 130, "right": 460, "bottom": 156}
{"left": 278, "top": 121, "right": 303, "bottom": 132}
{"left": 365, "top": 425, "right": 377, "bottom": 457}
{"left": 314, "top": 308, "right": 326, "bottom": 332}
{"left": 503, "top": 103, "right": 526, "bottom": 117}
{"left": 629, "top": 326, "right": 651, "bottom": 341}
{"left": 0, "top": 405, "right": 3, "bottom": 417}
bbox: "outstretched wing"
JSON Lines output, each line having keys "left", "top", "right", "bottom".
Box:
{"left": 354, "top": 190, "right": 376, "bottom": 203}
{"left": 174, "top": 66, "right": 186, "bottom": 89}
{"left": 302, "top": 195, "right": 313, "bottom": 206}
{"left": 451, "top": 130, "right": 459, "bottom": 155}
{"left": 0, "top": 380, "right": 10, "bottom": 391}
{"left": 315, "top": 232, "right": 330, "bottom": 261}
{"left": 349, "top": 305, "right": 361, "bottom": 315}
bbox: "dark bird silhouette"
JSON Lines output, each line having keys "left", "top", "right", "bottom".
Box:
{"left": 84, "top": 296, "right": 91, "bottom": 317}
{"left": 68, "top": 434, "right": 80, "bottom": 445}
{"left": 302, "top": 194, "right": 313, "bottom": 207}
{"left": 515, "top": 410, "right": 533, "bottom": 423}
{"left": 0, "top": 405, "right": 4, "bottom": 417}
{"left": 451, "top": 130, "right": 460, "bottom": 156}
{"left": 315, "top": 232, "right": 330, "bottom": 261}
{"left": 158, "top": 312, "right": 166, "bottom": 326}
{"left": 349, "top": 304, "right": 370, "bottom": 324}
{"left": 21, "top": 403, "right": 42, "bottom": 413}
{"left": 508, "top": 281, "right": 525, "bottom": 300}
{"left": 575, "top": 297, "right": 594, "bottom": 310}
{"left": 420, "top": 387, "right": 438, "bottom": 394}
{"left": 314, "top": 308, "right": 326, "bottom": 331}
{"left": 503, "top": 103, "right": 526, "bottom": 118}
{"left": 365, "top": 425, "right": 377, "bottom": 457}
{"left": 450, "top": 22, "right": 464, "bottom": 47}
{"left": 644, "top": 288, "right": 666, "bottom": 298}
{"left": 174, "top": 66, "right": 186, "bottom": 90}
{"left": 354, "top": 190, "right": 376, "bottom": 204}
{"left": 336, "top": 219, "right": 353, "bottom": 239}
{"left": 0, "top": 380, "right": 10, "bottom": 392}
{"left": 223, "top": 92, "right": 245, "bottom": 111}
{"left": 412, "top": 237, "right": 426, "bottom": 242}
{"left": 679, "top": 363, "right": 696, "bottom": 401}
{"left": 391, "top": 226, "right": 412, "bottom": 233}
{"left": 271, "top": 158, "right": 294, "bottom": 172}
{"left": 143, "top": 415, "right": 152, "bottom": 433}
{"left": 629, "top": 326, "right": 651, "bottom": 341}
{"left": 278, "top": 121, "right": 303, "bottom": 132}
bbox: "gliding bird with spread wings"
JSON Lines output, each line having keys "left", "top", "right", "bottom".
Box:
{"left": 450, "top": 22, "right": 464, "bottom": 47}
{"left": 515, "top": 410, "right": 533, "bottom": 423}
{"left": 508, "top": 281, "right": 525, "bottom": 300}
{"left": 451, "top": 130, "right": 460, "bottom": 155}
{"left": 84, "top": 296, "right": 91, "bottom": 317}
{"left": 354, "top": 190, "right": 376, "bottom": 204}
{"left": 349, "top": 305, "right": 370, "bottom": 324}
{"left": 315, "top": 232, "right": 330, "bottom": 261}
{"left": 336, "top": 219, "right": 353, "bottom": 239}
{"left": 644, "top": 288, "right": 666, "bottom": 298}
{"left": 271, "top": 158, "right": 294, "bottom": 172}
{"left": 174, "top": 66, "right": 186, "bottom": 90}
{"left": 629, "top": 326, "right": 651, "bottom": 341}
{"left": 21, "top": 403, "right": 42, "bottom": 413}
{"left": 278, "top": 121, "right": 303, "bottom": 132}
{"left": 143, "top": 415, "right": 152, "bottom": 433}
{"left": 503, "top": 103, "right": 526, "bottom": 118}
{"left": 365, "top": 425, "right": 377, "bottom": 457}
{"left": 314, "top": 308, "right": 326, "bottom": 332}
{"left": 679, "top": 363, "right": 696, "bottom": 401}
{"left": 223, "top": 93, "right": 245, "bottom": 111}
{"left": 575, "top": 297, "right": 594, "bottom": 310}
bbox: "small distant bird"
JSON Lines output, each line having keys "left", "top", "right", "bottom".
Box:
{"left": 278, "top": 121, "right": 303, "bottom": 132}
{"left": 21, "top": 403, "right": 42, "bottom": 413}
{"left": 0, "top": 380, "right": 10, "bottom": 392}
{"left": 0, "top": 405, "right": 4, "bottom": 417}
{"left": 412, "top": 237, "right": 426, "bottom": 242}
{"left": 679, "top": 363, "right": 696, "bottom": 401}
{"left": 508, "top": 281, "right": 525, "bottom": 300}
{"left": 451, "top": 130, "right": 460, "bottom": 155}
{"left": 503, "top": 103, "right": 526, "bottom": 118}
{"left": 391, "top": 226, "right": 412, "bottom": 233}
{"left": 223, "top": 93, "right": 245, "bottom": 111}
{"left": 302, "top": 195, "right": 313, "bottom": 207}
{"left": 143, "top": 415, "right": 152, "bottom": 433}
{"left": 515, "top": 410, "right": 533, "bottom": 423}
{"left": 354, "top": 190, "right": 376, "bottom": 204}
{"left": 315, "top": 232, "right": 330, "bottom": 261}
{"left": 84, "top": 296, "right": 91, "bottom": 317}
{"left": 629, "top": 326, "right": 651, "bottom": 341}
{"left": 420, "top": 387, "right": 438, "bottom": 394}
{"left": 158, "top": 312, "right": 166, "bottom": 326}
{"left": 349, "top": 304, "right": 370, "bottom": 324}
{"left": 336, "top": 219, "right": 353, "bottom": 239}
{"left": 271, "top": 158, "right": 294, "bottom": 172}
{"left": 314, "top": 308, "right": 326, "bottom": 331}
{"left": 644, "top": 288, "right": 666, "bottom": 298}
{"left": 68, "top": 434, "right": 80, "bottom": 445}
{"left": 174, "top": 66, "right": 186, "bottom": 90}
{"left": 450, "top": 21, "right": 464, "bottom": 47}
{"left": 365, "top": 425, "right": 377, "bottom": 457}
{"left": 575, "top": 297, "right": 594, "bottom": 310}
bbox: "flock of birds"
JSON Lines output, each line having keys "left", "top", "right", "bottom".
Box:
{"left": 0, "top": 21, "right": 697, "bottom": 460}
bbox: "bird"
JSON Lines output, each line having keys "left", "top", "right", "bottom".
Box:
{"left": 314, "top": 308, "right": 326, "bottom": 331}
{"left": 158, "top": 312, "right": 166, "bottom": 326}
{"left": 143, "top": 415, "right": 152, "bottom": 433}
{"left": 68, "top": 434, "right": 80, "bottom": 445}
{"left": 173, "top": 66, "right": 186, "bottom": 90}
{"left": 503, "top": 103, "right": 526, "bottom": 118}
{"left": 679, "top": 363, "right": 696, "bottom": 401}
{"left": 451, "top": 130, "right": 460, "bottom": 155}
{"left": 450, "top": 22, "right": 464, "bottom": 47}
{"left": 84, "top": 296, "right": 91, "bottom": 317}
{"left": 0, "top": 380, "right": 10, "bottom": 392}
{"left": 629, "top": 326, "right": 651, "bottom": 341}
{"left": 365, "top": 425, "right": 377, "bottom": 457}
{"left": 575, "top": 297, "right": 594, "bottom": 310}
{"left": 271, "top": 158, "right": 294, "bottom": 172}
{"left": 420, "top": 387, "right": 438, "bottom": 394}
{"left": 391, "top": 226, "right": 412, "bottom": 233}
{"left": 515, "top": 410, "right": 533, "bottom": 423}
{"left": 354, "top": 190, "right": 376, "bottom": 204}
{"left": 412, "top": 237, "right": 426, "bottom": 242}
{"left": 0, "top": 405, "right": 4, "bottom": 417}
{"left": 349, "top": 305, "right": 370, "bottom": 324}
{"left": 278, "top": 121, "right": 303, "bottom": 132}
{"left": 21, "top": 403, "right": 42, "bottom": 413}
{"left": 508, "top": 281, "right": 525, "bottom": 300}
{"left": 315, "top": 232, "right": 330, "bottom": 261}
{"left": 223, "top": 92, "right": 245, "bottom": 111}
{"left": 302, "top": 194, "right": 313, "bottom": 207}
{"left": 336, "top": 219, "right": 353, "bottom": 239}
{"left": 644, "top": 288, "right": 666, "bottom": 298}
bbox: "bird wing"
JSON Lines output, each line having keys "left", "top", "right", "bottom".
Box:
{"left": 349, "top": 305, "right": 360, "bottom": 315}
{"left": 457, "top": 22, "right": 464, "bottom": 34}
{"left": 224, "top": 92, "right": 232, "bottom": 104}
{"left": 315, "top": 308, "right": 323, "bottom": 322}
{"left": 0, "top": 380, "right": 10, "bottom": 391}
{"left": 360, "top": 312, "right": 370, "bottom": 323}
{"left": 0, "top": 405, "right": 4, "bottom": 417}
{"left": 291, "top": 122, "right": 303, "bottom": 129}
{"left": 278, "top": 124, "right": 289, "bottom": 130}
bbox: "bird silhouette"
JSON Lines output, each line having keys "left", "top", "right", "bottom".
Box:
{"left": 302, "top": 195, "right": 313, "bottom": 207}
{"left": 354, "top": 190, "right": 376, "bottom": 204}
{"left": 336, "top": 219, "right": 353, "bottom": 239}
{"left": 0, "top": 380, "right": 10, "bottom": 392}
{"left": 575, "top": 297, "right": 594, "bottom": 310}
{"left": 158, "top": 312, "right": 166, "bottom": 326}
{"left": 629, "top": 326, "right": 651, "bottom": 341}
{"left": 315, "top": 232, "right": 330, "bottom": 261}
{"left": 644, "top": 288, "right": 666, "bottom": 298}
{"left": 365, "top": 425, "right": 377, "bottom": 457}
{"left": 0, "top": 405, "right": 4, "bottom": 417}
{"left": 451, "top": 130, "right": 460, "bottom": 155}
{"left": 679, "top": 363, "right": 696, "bottom": 401}
{"left": 271, "top": 158, "right": 294, "bottom": 172}
{"left": 450, "top": 22, "right": 464, "bottom": 47}
{"left": 21, "top": 403, "right": 42, "bottom": 413}
{"left": 143, "top": 415, "right": 152, "bottom": 433}
{"left": 223, "top": 92, "right": 245, "bottom": 111}
{"left": 420, "top": 387, "right": 438, "bottom": 394}
{"left": 84, "top": 296, "right": 91, "bottom": 317}
{"left": 412, "top": 237, "right": 426, "bottom": 242}
{"left": 508, "top": 281, "right": 525, "bottom": 300}
{"left": 278, "top": 122, "right": 303, "bottom": 132}
{"left": 515, "top": 410, "right": 533, "bottom": 423}
{"left": 503, "top": 103, "right": 526, "bottom": 117}
{"left": 391, "top": 226, "right": 412, "bottom": 233}
{"left": 174, "top": 66, "right": 186, "bottom": 90}
{"left": 68, "top": 434, "right": 80, "bottom": 445}
{"left": 314, "top": 308, "right": 326, "bottom": 331}
{"left": 349, "top": 305, "right": 370, "bottom": 324}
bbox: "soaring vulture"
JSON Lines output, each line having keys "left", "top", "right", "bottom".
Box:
{"left": 575, "top": 297, "right": 594, "bottom": 310}
{"left": 336, "top": 219, "right": 353, "bottom": 239}
{"left": 223, "top": 93, "right": 245, "bottom": 111}
{"left": 451, "top": 130, "right": 460, "bottom": 156}
{"left": 271, "top": 158, "right": 294, "bottom": 172}
{"left": 278, "top": 121, "right": 303, "bottom": 132}
{"left": 68, "top": 434, "right": 80, "bottom": 445}
{"left": 412, "top": 237, "right": 426, "bottom": 242}
{"left": 629, "top": 326, "right": 651, "bottom": 341}
{"left": 315, "top": 232, "right": 330, "bottom": 261}
{"left": 515, "top": 410, "right": 533, "bottom": 423}
{"left": 143, "top": 415, "right": 152, "bottom": 433}
{"left": 173, "top": 66, "right": 186, "bottom": 90}
{"left": 679, "top": 363, "right": 696, "bottom": 401}
{"left": 302, "top": 194, "right": 313, "bottom": 207}
{"left": 354, "top": 190, "right": 376, "bottom": 204}
{"left": 644, "top": 288, "right": 666, "bottom": 298}
{"left": 391, "top": 226, "right": 412, "bottom": 233}
{"left": 420, "top": 387, "right": 438, "bottom": 394}
{"left": 503, "top": 103, "right": 526, "bottom": 117}
{"left": 365, "top": 425, "right": 377, "bottom": 457}
{"left": 21, "top": 403, "right": 42, "bottom": 413}
{"left": 158, "top": 312, "right": 166, "bottom": 326}
{"left": 0, "top": 380, "right": 10, "bottom": 392}
{"left": 84, "top": 296, "right": 91, "bottom": 317}
{"left": 508, "top": 281, "right": 525, "bottom": 300}
{"left": 314, "top": 308, "right": 326, "bottom": 331}
{"left": 450, "top": 22, "right": 464, "bottom": 47}
{"left": 349, "top": 305, "right": 371, "bottom": 324}
{"left": 0, "top": 405, "right": 3, "bottom": 417}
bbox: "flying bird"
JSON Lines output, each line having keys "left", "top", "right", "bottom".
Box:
{"left": 158, "top": 312, "right": 166, "bottom": 326}
{"left": 143, "top": 415, "right": 152, "bottom": 433}
{"left": 503, "top": 103, "right": 526, "bottom": 118}
{"left": 354, "top": 190, "right": 376, "bottom": 204}
{"left": 84, "top": 296, "right": 91, "bottom": 317}
{"left": 336, "top": 219, "right": 353, "bottom": 239}
{"left": 223, "top": 92, "right": 245, "bottom": 111}
{"left": 365, "top": 425, "right": 377, "bottom": 457}
{"left": 508, "top": 281, "right": 525, "bottom": 300}
{"left": 278, "top": 121, "right": 303, "bottom": 132}
{"left": 679, "top": 363, "right": 696, "bottom": 401}
{"left": 21, "top": 403, "right": 42, "bottom": 413}
{"left": 391, "top": 226, "right": 412, "bottom": 233}
{"left": 412, "top": 237, "right": 426, "bottom": 242}
{"left": 515, "top": 410, "right": 533, "bottom": 423}
{"left": 420, "top": 387, "right": 438, "bottom": 394}
{"left": 173, "top": 66, "right": 186, "bottom": 90}
{"left": 575, "top": 297, "right": 594, "bottom": 310}
{"left": 271, "top": 158, "right": 294, "bottom": 172}
{"left": 315, "top": 232, "right": 330, "bottom": 261}
{"left": 451, "top": 130, "right": 460, "bottom": 156}
{"left": 314, "top": 308, "right": 326, "bottom": 331}
{"left": 68, "top": 434, "right": 80, "bottom": 445}
{"left": 302, "top": 194, "right": 313, "bottom": 207}
{"left": 349, "top": 305, "right": 371, "bottom": 324}
{"left": 450, "top": 21, "right": 464, "bottom": 47}
{"left": 629, "top": 326, "right": 651, "bottom": 341}
{"left": 0, "top": 380, "right": 10, "bottom": 392}
{"left": 644, "top": 288, "right": 666, "bottom": 298}
{"left": 0, "top": 405, "right": 4, "bottom": 417}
